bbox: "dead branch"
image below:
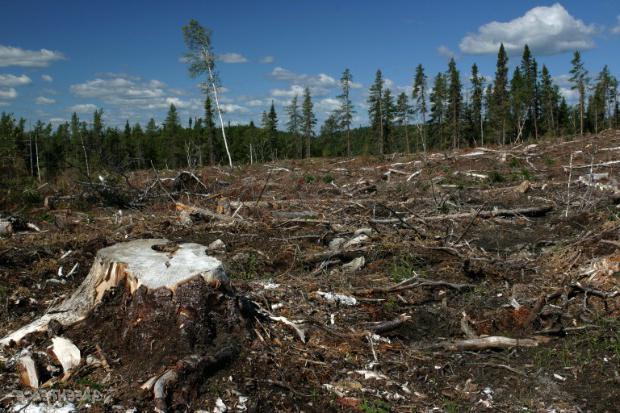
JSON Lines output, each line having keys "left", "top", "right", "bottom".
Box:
{"left": 437, "top": 336, "right": 541, "bottom": 351}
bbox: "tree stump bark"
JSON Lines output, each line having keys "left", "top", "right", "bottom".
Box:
{"left": 1, "top": 239, "right": 229, "bottom": 347}
{"left": 1, "top": 239, "right": 254, "bottom": 411}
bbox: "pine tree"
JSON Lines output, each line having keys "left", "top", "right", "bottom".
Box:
{"left": 368, "top": 70, "right": 385, "bottom": 154}
{"left": 569, "top": 51, "right": 588, "bottom": 136}
{"left": 446, "top": 58, "right": 462, "bottom": 149}
{"left": 301, "top": 88, "right": 316, "bottom": 158}
{"left": 520, "top": 45, "right": 539, "bottom": 139}
{"left": 470, "top": 63, "right": 484, "bottom": 146}
{"left": 395, "top": 92, "right": 413, "bottom": 153}
{"left": 540, "top": 65, "right": 559, "bottom": 136}
{"left": 492, "top": 44, "right": 509, "bottom": 144}
{"left": 337, "top": 69, "right": 355, "bottom": 156}
{"left": 382, "top": 88, "right": 395, "bottom": 153}
{"left": 429, "top": 72, "right": 447, "bottom": 148}
{"left": 285, "top": 94, "right": 302, "bottom": 158}
{"left": 511, "top": 67, "right": 528, "bottom": 141}
{"left": 266, "top": 101, "right": 278, "bottom": 159}
{"left": 412, "top": 64, "right": 428, "bottom": 152}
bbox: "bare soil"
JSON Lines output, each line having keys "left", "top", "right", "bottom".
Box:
{"left": 1, "top": 132, "right": 619, "bottom": 412}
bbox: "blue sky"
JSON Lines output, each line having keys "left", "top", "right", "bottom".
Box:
{"left": 1, "top": 0, "right": 620, "bottom": 129}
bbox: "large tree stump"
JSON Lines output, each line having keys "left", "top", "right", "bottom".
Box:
{"left": 1, "top": 239, "right": 229, "bottom": 347}
{"left": 1, "top": 239, "right": 254, "bottom": 411}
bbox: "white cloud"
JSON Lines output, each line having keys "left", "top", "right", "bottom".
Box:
{"left": 49, "top": 117, "right": 67, "bottom": 125}
{"left": 348, "top": 80, "right": 363, "bottom": 89}
{"left": 0, "top": 74, "right": 31, "bottom": 87}
{"left": 246, "top": 99, "right": 265, "bottom": 107}
{"left": 269, "top": 67, "right": 339, "bottom": 96}
{"left": 217, "top": 53, "right": 248, "bottom": 63}
{"left": 270, "top": 84, "right": 307, "bottom": 98}
{"left": 69, "top": 103, "right": 97, "bottom": 113}
{"left": 459, "top": 3, "right": 597, "bottom": 55}
{"left": 270, "top": 67, "right": 338, "bottom": 88}
{"left": 41, "top": 74, "right": 53, "bottom": 82}
{"left": 316, "top": 98, "right": 340, "bottom": 113}
{"left": 611, "top": 16, "right": 620, "bottom": 34}
{"left": 220, "top": 103, "right": 249, "bottom": 114}
{"left": 384, "top": 78, "right": 394, "bottom": 90}
{"left": 0, "top": 101, "right": 9, "bottom": 107}
{"left": 35, "top": 96, "right": 55, "bottom": 105}
{"left": 0, "top": 45, "right": 65, "bottom": 67}
{"left": 71, "top": 75, "right": 167, "bottom": 106}
{"left": 260, "top": 56, "right": 275, "bottom": 64}
{"left": 437, "top": 45, "right": 456, "bottom": 59}
{"left": 0, "top": 88, "right": 17, "bottom": 100}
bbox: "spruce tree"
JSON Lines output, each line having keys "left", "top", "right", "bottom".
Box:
{"left": 569, "top": 51, "right": 588, "bottom": 136}
{"left": 368, "top": 70, "right": 385, "bottom": 154}
{"left": 382, "top": 88, "right": 395, "bottom": 153}
{"left": 446, "top": 58, "right": 462, "bottom": 149}
{"left": 492, "top": 44, "right": 509, "bottom": 144}
{"left": 395, "top": 92, "right": 413, "bottom": 153}
{"left": 412, "top": 64, "right": 427, "bottom": 152}
{"left": 266, "top": 101, "right": 278, "bottom": 159}
{"left": 470, "top": 63, "right": 484, "bottom": 146}
{"left": 301, "top": 88, "right": 316, "bottom": 158}
{"left": 540, "top": 65, "right": 559, "bottom": 136}
{"left": 285, "top": 95, "right": 302, "bottom": 158}
{"left": 429, "top": 72, "right": 447, "bottom": 148}
{"left": 337, "top": 69, "right": 355, "bottom": 156}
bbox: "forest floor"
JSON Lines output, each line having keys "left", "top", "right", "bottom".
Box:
{"left": 0, "top": 132, "right": 619, "bottom": 412}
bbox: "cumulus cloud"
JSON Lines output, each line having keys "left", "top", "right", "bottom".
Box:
{"left": 69, "top": 103, "right": 98, "bottom": 113}
{"left": 220, "top": 103, "right": 249, "bottom": 114}
{"left": 270, "top": 84, "right": 307, "bottom": 98}
{"left": 35, "top": 96, "right": 55, "bottom": 105}
{"left": 41, "top": 74, "right": 53, "bottom": 82}
{"left": 0, "top": 45, "right": 65, "bottom": 67}
{"left": 459, "top": 3, "right": 597, "bottom": 55}
{"left": 69, "top": 74, "right": 204, "bottom": 116}
{"left": 260, "top": 56, "right": 275, "bottom": 64}
{"left": 437, "top": 45, "right": 456, "bottom": 59}
{"left": 0, "top": 74, "right": 31, "bottom": 87}
{"left": 554, "top": 74, "right": 579, "bottom": 103}
{"left": 316, "top": 98, "right": 340, "bottom": 113}
{"left": 0, "top": 88, "right": 18, "bottom": 100}
{"left": 268, "top": 67, "right": 340, "bottom": 97}
{"left": 217, "top": 53, "right": 248, "bottom": 63}
{"left": 611, "top": 16, "right": 620, "bottom": 34}
{"left": 269, "top": 67, "right": 337, "bottom": 88}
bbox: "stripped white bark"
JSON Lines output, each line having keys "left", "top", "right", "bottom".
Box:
{"left": 1, "top": 239, "right": 226, "bottom": 347}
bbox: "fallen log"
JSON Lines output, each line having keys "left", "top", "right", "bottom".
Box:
{"left": 438, "top": 336, "right": 541, "bottom": 351}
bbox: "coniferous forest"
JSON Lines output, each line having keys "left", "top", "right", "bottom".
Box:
{"left": 1, "top": 35, "right": 618, "bottom": 183}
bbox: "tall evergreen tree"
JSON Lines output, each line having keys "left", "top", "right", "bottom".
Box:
{"left": 285, "top": 94, "right": 302, "bottom": 158}
{"left": 470, "top": 63, "right": 484, "bottom": 146}
{"left": 412, "top": 64, "right": 428, "bottom": 152}
{"left": 395, "top": 92, "right": 413, "bottom": 153}
{"left": 382, "top": 88, "right": 395, "bottom": 153}
{"left": 266, "top": 101, "right": 278, "bottom": 159}
{"left": 446, "top": 58, "right": 462, "bottom": 149}
{"left": 301, "top": 88, "right": 316, "bottom": 158}
{"left": 368, "top": 70, "right": 385, "bottom": 154}
{"left": 337, "top": 68, "right": 355, "bottom": 156}
{"left": 491, "top": 44, "right": 509, "bottom": 144}
{"left": 569, "top": 50, "right": 588, "bottom": 136}
{"left": 540, "top": 65, "right": 559, "bottom": 136}
{"left": 429, "top": 72, "right": 447, "bottom": 148}
{"left": 520, "top": 45, "right": 539, "bottom": 139}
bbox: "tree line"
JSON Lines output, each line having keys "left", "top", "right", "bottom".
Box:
{"left": 1, "top": 43, "right": 618, "bottom": 182}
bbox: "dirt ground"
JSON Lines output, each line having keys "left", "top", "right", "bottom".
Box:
{"left": 1, "top": 132, "right": 619, "bottom": 412}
